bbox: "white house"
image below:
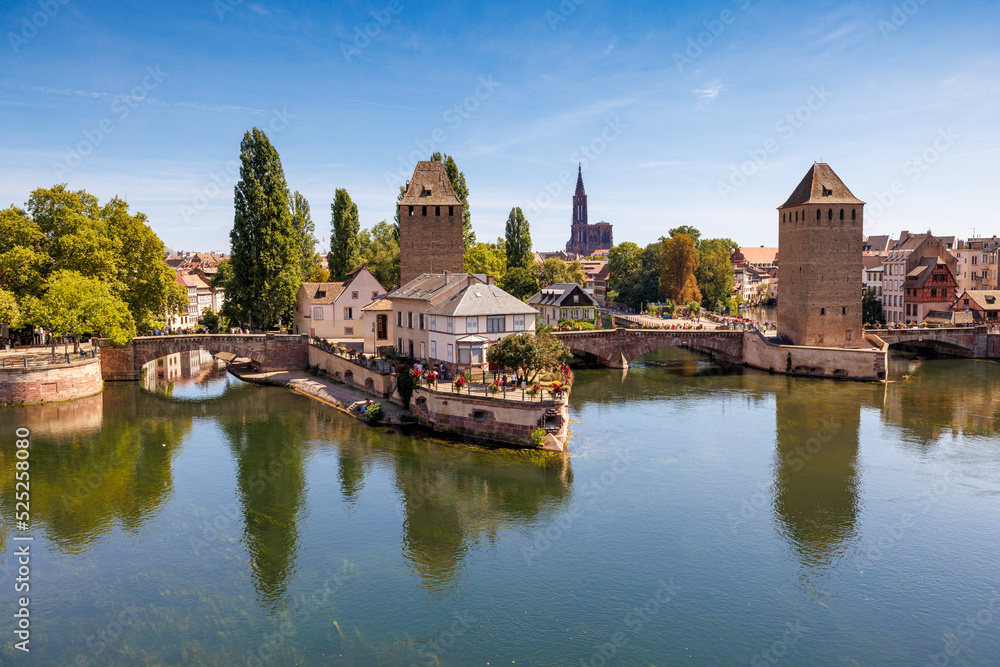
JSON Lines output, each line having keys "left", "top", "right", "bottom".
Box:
{"left": 293, "top": 265, "right": 386, "bottom": 340}
{"left": 527, "top": 283, "right": 598, "bottom": 327}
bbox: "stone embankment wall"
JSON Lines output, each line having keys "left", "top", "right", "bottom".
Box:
{"left": 743, "top": 332, "right": 886, "bottom": 381}
{"left": 409, "top": 387, "right": 569, "bottom": 449}
{"left": 0, "top": 357, "right": 103, "bottom": 405}
{"left": 308, "top": 346, "right": 394, "bottom": 397}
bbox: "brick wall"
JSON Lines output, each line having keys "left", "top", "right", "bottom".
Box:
{"left": 0, "top": 357, "right": 103, "bottom": 405}
{"left": 399, "top": 204, "right": 464, "bottom": 284}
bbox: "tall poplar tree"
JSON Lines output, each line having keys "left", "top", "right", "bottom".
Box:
{"left": 329, "top": 189, "right": 361, "bottom": 281}
{"left": 291, "top": 191, "right": 318, "bottom": 279}
{"left": 228, "top": 128, "right": 300, "bottom": 330}
{"left": 430, "top": 152, "right": 475, "bottom": 251}
{"left": 504, "top": 206, "right": 533, "bottom": 271}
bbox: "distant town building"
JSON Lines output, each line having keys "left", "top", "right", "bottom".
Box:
{"left": 731, "top": 246, "right": 779, "bottom": 304}
{"left": 527, "top": 283, "right": 600, "bottom": 327}
{"left": 953, "top": 237, "right": 999, "bottom": 293}
{"left": 293, "top": 266, "right": 386, "bottom": 340}
{"left": 579, "top": 260, "right": 609, "bottom": 305}
{"left": 398, "top": 161, "right": 464, "bottom": 284}
{"left": 776, "top": 163, "right": 864, "bottom": 347}
{"left": 882, "top": 233, "right": 957, "bottom": 324}
{"left": 952, "top": 289, "right": 1000, "bottom": 325}
{"left": 565, "top": 166, "right": 612, "bottom": 256}
{"left": 862, "top": 254, "right": 884, "bottom": 299}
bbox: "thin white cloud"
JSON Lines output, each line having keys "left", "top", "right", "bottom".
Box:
{"left": 694, "top": 84, "right": 725, "bottom": 102}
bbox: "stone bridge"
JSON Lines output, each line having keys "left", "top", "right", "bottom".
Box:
{"left": 867, "top": 327, "right": 997, "bottom": 359}
{"left": 553, "top": 328, "right": 745, "bottom": 368}
{"left": 96, "top": 333, "right": 309, "bottom": 381}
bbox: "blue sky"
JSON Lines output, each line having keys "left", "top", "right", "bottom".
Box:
{"left": 2, "top": 0, "right": 999, "bottom": 254}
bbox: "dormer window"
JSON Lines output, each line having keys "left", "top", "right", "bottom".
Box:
{"left": 822, "top": 187, "right": 833, "bottom": 196}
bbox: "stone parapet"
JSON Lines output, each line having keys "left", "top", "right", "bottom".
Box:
{"left": 0, "top": 357, "right": 104, "bottom": 405}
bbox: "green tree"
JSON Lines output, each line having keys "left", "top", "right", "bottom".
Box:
{"left": 863, "top": 288, "right": 884, "bottom": 325}
{"left": 499, "top": 266, "right": 539, "bottom": 302}
{"left": 291, "top": 191, "right": 319, "bottom": 279}
{"left": 607, "top": 242, "right": 643, "bottom": 304}
{"left": 228, "top": 128, "right": 301, "bottom": 330}
{"left": 199, "top": 308, "right": 228, "bottom": 334}
{"left": 566, "top": 260, "right": 586, "bottom": 287}
{"left": 539, "top": 257, "right": 569, "bottom": 288}
{"left": 358, "top": 220, "right": 400, "bottom": 290}
{"left": 304, "top": 266, "right": 331, "bottom": 283}
{"left": 212, "top": 259, "right": 233, "bottom": 290}
{"left": 669, "top": 225, "right": 702, "bottom": 245}
{"left": 695, "top": 238, "right": 736, "bottom": 312}
{"left": 504, "top": 207, "right": 533, "bottom": 271}
{"left": 464, "top": 239, "right": 506, "bottom": 282}
{"left": 0, "top": 288, "right": 21, "bottom": 342}
{"left": 329, "top": 188, "right": 362, "bottom": 281}
{"left": 430, "top": 152, "right": 475, "bottom": 252}
{"left": 486, "top": 329, "right": 572, "bottom": 382}
{"left": 0, "top": 206, "right": 48, "bottom": 300}
{"left": 25, "top": 270, "right": 136, "bottom": 354}
{"left": 659, "top": 234, "right": 701, "bottom": 304}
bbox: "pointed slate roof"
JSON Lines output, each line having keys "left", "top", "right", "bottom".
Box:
{"left": 778, "top": 163, "right": 864, "bottom": 209}
{"left": 399, "top": 161, "right": 463, "bottom": 207}
{"left": 574, "top": 164, "right": 585, "bottom": 196}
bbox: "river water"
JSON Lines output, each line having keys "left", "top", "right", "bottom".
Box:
{"left": 1, "top": 349, "right": 999, "bottom": 665}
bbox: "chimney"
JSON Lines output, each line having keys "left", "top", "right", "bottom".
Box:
{"left": 443, "top": 271, "right": 451, "bottom": 283}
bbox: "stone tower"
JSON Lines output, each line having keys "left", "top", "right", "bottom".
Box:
{"left": 777, "top": 163, "right": 864, "bottom": 348}
{"left": 398, "top": 161, "right": 465, "bottom": 285}
{"left": 565, "top": 165, "right": 613, "bottom": 256}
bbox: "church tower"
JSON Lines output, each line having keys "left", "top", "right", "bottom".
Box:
{"left": 398, "top": 161, "right": 464, "bottom": 284}
{"left": 777, "top": 163, "right": 864, "bottom": 348}
{"left": 566, "top": 165, "right": 589, "bottom": 254}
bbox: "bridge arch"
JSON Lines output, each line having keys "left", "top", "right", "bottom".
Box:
{"left": 554, "top": 329, "right": 744, "bottom": 368}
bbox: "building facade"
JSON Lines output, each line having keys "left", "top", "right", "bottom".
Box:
{"left": 565, "top": 165, "right": 613, "bottom": 256}
{"left": 776, "top": 163, "right": 864, "bottom": 347}
{"left": 527, "top": 283, "right": 600, "bottom": 326}
{"left": 882, "top": 234, "right": 957, "bottom": 324}
{"left": 398, "top": 161, "right": 465, "bottom": 284}
{"left": 293, "top": 266, "right": 386, "bottom": 340}
{"left": 953, "top": 237, "right": 999, "bottom": 294}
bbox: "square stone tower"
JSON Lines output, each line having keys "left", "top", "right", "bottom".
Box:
{"left": 399, "top": 161, "right": 464, "bottom": 284}
{"left": 777, "top": 163, "right": 864, "bottom": 348}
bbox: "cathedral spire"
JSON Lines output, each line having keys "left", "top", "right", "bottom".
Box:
{"left": 575, "top": 163, "right": 585, "bottom": 196}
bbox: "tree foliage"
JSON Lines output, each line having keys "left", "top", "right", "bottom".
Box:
{"left": 504, "top": 207, "right": 533, "bottom": 271}
{"left": 486, "top": 329, "right": 572, "bottom": 382}
{"left": 538, "top": 257, "right": 585, "bottom": 288}
{"left": 358, "top": 220, "right": 400, "bottom": 290}
{"left": 1, "top": 186, "right": 184, "bottom": 335}
{"left": 430, "top": 152, "right": 475, "bottom": 252}
{"left": 291, "top": 191, "right": 319, "bottom": 279}
{"left": 668, "top": 225, "right": 702, "bottom": 245}
{"left": 499, "top": 266, "right": 539, "bottom": 302}
{"left": 863, "top": 287, "right": 884, "bottom": 325}
{"left": 659, "top": 234, "right": 701, "bottom": 303}
{"left": 464, "top": 238, "right": 506, "bottom": 282}
{"left": 0, "top": 288, "right": 21, "bottom": 340}
{"left": 24, "top": 270, "right": 136, "bottom": 352}
{"left": 329, "top": 188, "right": 362, "bottom": 281}
{"left": 228, "top": 128, "right": 301, "bottom": 330}
{"left": 696, "top": 238, "right": 736, "bottom": 312}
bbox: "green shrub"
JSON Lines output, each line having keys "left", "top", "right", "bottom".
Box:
{"left": 363, "top": 402, "right": 385, "bottom": 423}
{"left": 530, "top": 428, "right": 547, "bottom": 446}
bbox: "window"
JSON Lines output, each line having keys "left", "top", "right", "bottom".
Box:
{"left": 422, "top": 205, "right": 427, "bottom": 216}
{"left": 840, "top": 209, "right": 844, "bottom": 220}
{"left": 573, "top": 294, "right": 579, "bottom": 304}
{"left": 408, "top": 312, "right": 413, "bottom": 329}
{"left": 398, "top": 337, "right": 403, "bottom": 353}
{"left": 487, "top": 315, "right": 505, "bottom": 333}
{"left": 435, "top": 206, "right": 440, "bottom": 216}
{"left": 376, "top": 314, "right": 388, "bottom": 340}
{"left": 447, "top": 344, "right": 453, "bottom": 362}
{"left": 846, "top": 330, "right": 852, "bottom": 342}
{"left": 816, "top": 209, "right": 820, "bottom": 221}
{"left": 842, "top": 307, "right": 846, "bottom": 315}
{"left": 344, "top": 307, "right": 354, "bottom": 320}
{"left": 419, "top": 341, "right": 425, "bottom": 358}
{"left": 447, "top": 318, "right": 453, "bottom": 333}
{"left": 459, "top": 347, "right": 470, "bottom": 364}
{"left": 396, "top": 311, "right": 402, "bottom": 327}
{"left": 408, "top": 205, "right": 414, "bottom": 216}
{"left": 419, "top": 313, "right": 425, "bottom": 330}
{"left": 513, "top": 314, "right": 525, "bottom": 331}
{"left": 466, "top": 316, "right": 478, "bottom": 333}
{"left": 852, "top": 209, "right": 856, "bottom": 220}
{"left": 828, "top": 209, "right": 833, "bottom": 220}
{"left": 351, "top": 291, "right": 358, "bottom": 299}
{"left": 430, "top": 340, "right": 437, "bottom": 358}
{"left": 449, "top": 206, "right": 454, "bottom": 216}
{"left": 429, "top": 315, "right": 436, "bottom": 331}
{"left": 821, "top": 308, "right": 826, "bottom": 315}
{"left": 345, "top": 327, "right": 353, "bottom": 335}
{"left": 373, "top": 291, "right": 379, "bottom": 299}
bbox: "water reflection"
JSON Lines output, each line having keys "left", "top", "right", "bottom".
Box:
{"left": 392, "top": 441, "right": 572, "bottom": 592}
{"left": 772, "top": 381, "right": 861, "bottom": 573}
